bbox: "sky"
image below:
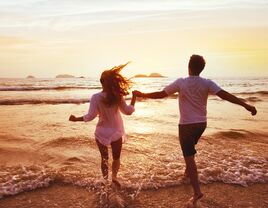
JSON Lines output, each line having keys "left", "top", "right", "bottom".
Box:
{"left": 0, "top": 0, "right": 268, "bottom": 78}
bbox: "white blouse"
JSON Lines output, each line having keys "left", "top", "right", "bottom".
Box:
{"left": 83, "top": 91, "right": 135, "bottom": 145}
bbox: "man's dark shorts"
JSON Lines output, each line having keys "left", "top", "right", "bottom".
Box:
{"left": 179, "top": 122, "right": 207, "bottom": 157}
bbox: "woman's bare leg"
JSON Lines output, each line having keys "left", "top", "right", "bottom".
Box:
{"left": 111, "top": 138, "right": 122, "bottom": 185}
{"left": 112, "top": 159, "right": 120, "bottom": 181}
{"left": 96, "top": 139, "right": 109, "bottom": 179}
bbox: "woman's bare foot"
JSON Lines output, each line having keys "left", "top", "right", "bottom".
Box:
{"left": 189, "top": 193, "right": 204, "bottom": 205}
{"left": 112, "top": 178, "right": 121, "bottom": 188}
{"left": 96, "top": 178, "right": 108, "bottom": 187}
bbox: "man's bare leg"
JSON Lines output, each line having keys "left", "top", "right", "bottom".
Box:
{"left": 184, "top": 167, "right": 189, "bottom": 177}
{"left": 182, "top": 167, "right": 190, "bottom": 184}
{"left": 184, "top": 155, "right": 203, "bottom": 204}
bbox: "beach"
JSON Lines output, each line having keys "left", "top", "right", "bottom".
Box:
{"left": 0, "top": 77, "right": 267, "bottom": 207}
{"left": 0, "top": 183, "right": 267, "bottom": 208}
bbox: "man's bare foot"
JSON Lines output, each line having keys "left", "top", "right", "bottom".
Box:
{"left": 189, "top": 193, "right": 204, "bottom": 205}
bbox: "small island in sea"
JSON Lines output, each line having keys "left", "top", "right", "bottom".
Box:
{"left": 26, "top": 75, "right": 35, "bottom": 79}
{"left": 134, "top": 74, "right": 148, "bottom": 78}
{"left": 134, "top": 73, "right": 165, "bottom": 78}
{"left": 55, "top": 74, "right": 75, "bottom": 78}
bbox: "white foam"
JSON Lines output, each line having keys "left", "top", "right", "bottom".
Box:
{"left": 199, "top": 153, "right": 268, "bottom": 186}
{"left": 0, "top": 165, "right": 54, "bottom": 198}
{"left": 0, "top": 134, "right": 267, "bottom": 199}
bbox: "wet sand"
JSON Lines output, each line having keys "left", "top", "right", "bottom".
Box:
{"left": 0, "top": 183, "right": 267, "bottom": 208}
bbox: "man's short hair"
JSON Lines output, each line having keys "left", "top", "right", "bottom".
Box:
{"left": 188, "top": 54, "right": 206, "bottom": 75}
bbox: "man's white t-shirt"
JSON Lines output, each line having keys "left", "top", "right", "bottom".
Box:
{"left": 164, "top": 76, "right": 222, "bottom": 124}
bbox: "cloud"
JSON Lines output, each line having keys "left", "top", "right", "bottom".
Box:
{"left": 0, "top": 0, "right": 268, "bottom": 33}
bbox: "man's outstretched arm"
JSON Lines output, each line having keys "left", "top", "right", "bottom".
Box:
{"left": 216, "top": 90, "right": 257, "bottom": 115}
{"left": 133, "top": 90, "right": 168, "bottom": 99}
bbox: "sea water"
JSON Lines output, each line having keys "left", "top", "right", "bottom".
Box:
{"left": 0, "top": 76, "right": 267, "bottom": 198}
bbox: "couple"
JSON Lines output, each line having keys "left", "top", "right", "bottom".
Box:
{"left": 69, "top": 55, "right": 257, "bottom": 205}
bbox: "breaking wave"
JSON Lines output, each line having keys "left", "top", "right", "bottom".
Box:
{"left": 0, "top": 98, "right": 90, "bottom": 105}
{"left": 0, "top": 86, "right": 102, "bottom": 91}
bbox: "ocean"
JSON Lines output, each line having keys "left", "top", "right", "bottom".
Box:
{"left": 0, "top": 76, "right": 267, "bottom": 206}
{"left": 0, "top": 77, "right": 267, "bottom": 105}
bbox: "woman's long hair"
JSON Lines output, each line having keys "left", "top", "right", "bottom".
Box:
{"left": 100, "top": 62, "right": 132, "bottom": 106}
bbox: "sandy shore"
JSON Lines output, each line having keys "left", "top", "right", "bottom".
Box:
{"left": 0, "top": 183, "right": 267, "bottom": 208}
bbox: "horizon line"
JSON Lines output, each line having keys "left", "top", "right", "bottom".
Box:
{"left": 1, "top": 75, "right": 268, "bottom": 79}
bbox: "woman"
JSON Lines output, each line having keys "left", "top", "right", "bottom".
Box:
{"left": 69, "top": 63, "right": 136, "bottom": 186}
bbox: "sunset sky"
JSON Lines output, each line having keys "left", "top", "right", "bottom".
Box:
{"left": 0, "top": 0, "right": 268, "bottom": 78}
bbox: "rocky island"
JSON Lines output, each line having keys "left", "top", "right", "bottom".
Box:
{"left": 26, "top": 75, "right": 35, "bottom": 79}
{"left": 134, "top": 73, "right": 165, "bottom": 78}
{"left": 55, "top": 74, "right": 75, "bottom": 78}
{"left": 134, "top": 74, "right": 148, "bottom": 78}
{"left": 148, "top": 73, "right": 165, "bottom": 78}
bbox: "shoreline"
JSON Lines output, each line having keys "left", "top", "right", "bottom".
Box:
{"left": 0, "top": 182, "right": 267, "bottom": 208}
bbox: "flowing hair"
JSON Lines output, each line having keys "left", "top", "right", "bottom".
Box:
{"left": 100, "top": 62, "right": 132, "bottom": 106}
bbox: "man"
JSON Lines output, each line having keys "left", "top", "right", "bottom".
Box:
{"left": 133, "top": 54, "right": 257, "bottom": 205}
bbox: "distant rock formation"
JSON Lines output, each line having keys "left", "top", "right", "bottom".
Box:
{"left": 134, "top": 73, "right": 165, "bottom": 78}
{"left": 148, "top": 73, "right": 165, "bottom": 78}
{"left": 134, "top": 74, "right": 148, "bottom": 78}
{"left": 56, "top": 74, "right": 75, "bottom": 78}
{"left": 26, "top": 75, "right": 35, "bottom": 79}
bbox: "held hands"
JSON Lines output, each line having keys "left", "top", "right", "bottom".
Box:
{"left": 245, "top": 104, "right": 257, "bottom": 116}
{"left": 69, "top": 115, "right": 77, "bottom": 122}
{"left": 132, "top": 91, "right": 137, "bottom": 97}
{"left": 132, "top": 90, "right": 144, "bottom": 97}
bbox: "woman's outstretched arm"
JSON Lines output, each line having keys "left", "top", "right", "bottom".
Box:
{"left": 69, "top": 115, "right": 84, "bottom": 122}
{"left": 69, "top": 94, "right": 99, "bottom": 122}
